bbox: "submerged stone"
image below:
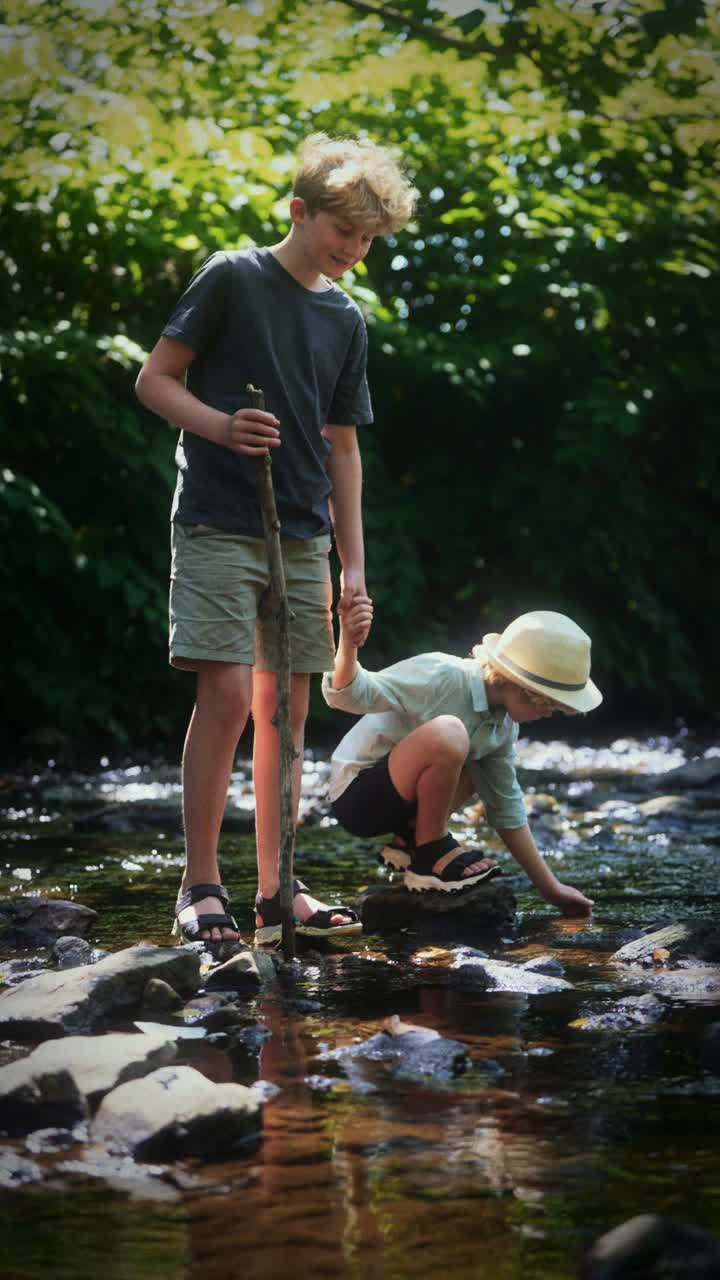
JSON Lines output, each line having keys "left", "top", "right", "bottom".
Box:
{"left": 572, "top": 994, "right": 665, "bottom": 1033}
{"left": 582, "top": 1213, "right": 720, "bottom": 1279}
{"left": 326, "top": 1015, "right": 470, "bottom": 1084}
{"left": 450, "top": 955, "right": 573, "bottom": 994}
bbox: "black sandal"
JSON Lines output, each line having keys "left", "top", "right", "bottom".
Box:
{"left": 173, "top": 882, "right": 241, "bottom": 942}
{"left": 403, "top": 835, "right": 502, "bottom": 894}
{"left": 254, "top": 878, "right": 362, "bottom": 945}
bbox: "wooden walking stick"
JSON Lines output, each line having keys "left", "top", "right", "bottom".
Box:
{"left": 247, "top": 383, "right": 297, "bottom": 961}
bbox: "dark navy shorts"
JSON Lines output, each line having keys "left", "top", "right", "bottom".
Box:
{"left": 331, "top": 754, "right": 416, "bottom": 844}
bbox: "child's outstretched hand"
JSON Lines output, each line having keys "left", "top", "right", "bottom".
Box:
{"left": 550, "top": 882, "right": 594, "bottom": 918}
{"left": 339, "top": 594, "right": 373, "bottom": 648}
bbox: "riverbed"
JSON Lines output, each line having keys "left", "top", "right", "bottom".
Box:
{"left": 1, "top": 733, "right": 719, "bottom": 1280}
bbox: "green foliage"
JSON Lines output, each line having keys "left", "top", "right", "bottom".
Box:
{"left": 1, "top": 0, "right": 718, "bottom": 750}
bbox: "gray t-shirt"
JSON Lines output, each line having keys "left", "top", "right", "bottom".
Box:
{"left": 162, "top": 247, "right": 373, "bottom": 538}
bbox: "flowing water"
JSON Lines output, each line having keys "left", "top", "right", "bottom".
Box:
{"left": 1, "top": 735, "right": 719, "bottom": 1279}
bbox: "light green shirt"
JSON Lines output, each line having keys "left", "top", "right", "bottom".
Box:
{"left": 321, "top": 652, "right": 527, "bottom": 832}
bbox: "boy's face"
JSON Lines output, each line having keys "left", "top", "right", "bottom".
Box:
{"left": 291, "top": 199, "right": 375, "bottom": 277}
{"left": 500, "top": 682, "right": 574, "bottom": 724}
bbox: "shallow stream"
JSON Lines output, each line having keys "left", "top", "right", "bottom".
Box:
{"left": 1, "top": 734, "right": 719, "bottom": 1280}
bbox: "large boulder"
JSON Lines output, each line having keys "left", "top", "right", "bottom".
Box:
{"left": 450, "top": 954, "right": 573, "bottom": 995}
{"left": 0, "top": 897, "right": 97, "bottom": 946}
{"left": 91, "top": 1064, "right": 263, "bottom": 1160}
{"left": 0, "top": 1032, "right": 177, "bottom": 1135}
{"left": 582, "top": 1213, "right": 720, "bottom": 1279}
{"left": 0, "top": 944, "right": 201, "bottom": 1039}
{"left": 358, "top": 878, "right": 516, "bottom": 938}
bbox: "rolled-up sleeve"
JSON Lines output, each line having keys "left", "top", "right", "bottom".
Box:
{"left": 469, "top": 745, "right": 526, "bottom": 831}
{"left": 322, "top": 654, "right": 458, "bottom": 719}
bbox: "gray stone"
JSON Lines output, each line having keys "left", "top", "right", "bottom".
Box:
{"left": 142, "top": 978, "right": 182, "bottom": 1012}
{"left": 522, "top": 954, "right": 566, "bottom": 977}
{"left": 0, "top": 944, "right": 201, "bottom": 1039}
{"left": 204, "top": 950, "right": 262, "bottom": 995}
{"left": 91, "top": 1064, "right": 263, "bottom": 1160}
{"left": 0, "top": 897, "right": 98, "bottom": 946}
{"left": 327, "top": 1016, "right": 469, "bottom": 1084}
{"left": 658, "top": 757, "right": 720, "bottom": 789}
{"left": 451, "top": 956, "right": 573, "bottom": 994}
{"left": 0, "top": 1149, "right": 43, "bottom": 1187}
{"left": 635, "top": 794, "right": 693, "bottom": 818}
{"left": 25, "top": 1123, "right": 89, "bottom": 1153}
{"left": 582, "top": 1213, "right": 720, "bottom": 1279}
{"left": 0, "top": 1031, "right": 177, "bottom": 1134}
{"left": 646, "top": 966, "right": 720, "bottom": 1004}
{"left": 53, "top": 936, "right": 94, "bottom": 969}
{"left": 358, "top": 878, "right": 516, "bottom": 937}
{"left": 573, "top": 994, "right": 665, "bottom": 1033}
{"left": 179, "top": 994, "right": 244, "bottom": 1029}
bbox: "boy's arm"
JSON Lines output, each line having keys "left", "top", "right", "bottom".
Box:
{"left": 496, "top": 823, "right": 594, "bottom": 918}
{"left": 331, "top": 597, "right": 374, "bottom": 690}
{"left": 135, "top": 337, "right": 281, "bottom": 455}
{"left": 323, "top": 424, "right": 369, "bottom": 640}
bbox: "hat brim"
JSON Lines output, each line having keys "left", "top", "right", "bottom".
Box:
{"left": 479, "top": 633, "right": 603, "bottom": 713}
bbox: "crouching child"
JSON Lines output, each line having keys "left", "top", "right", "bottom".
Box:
{"left": 322, "top": 603, "right": 602, "bottom": 917}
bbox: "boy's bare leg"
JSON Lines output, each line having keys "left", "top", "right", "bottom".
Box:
{"left": 252, "top": 670, "right": 354, "bottom": 926}
{"left": 388, "top": 716, "right": 496, "bottom": 878}
{"left": 178, "top": 661, "right": 253, "bottom": 941}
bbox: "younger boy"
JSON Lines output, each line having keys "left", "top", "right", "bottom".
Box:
{"left": 135, "top": 134, "right": 417, "bottom": 945}
{"left": 323, "top": 603, "right": 602, "bottom": 917}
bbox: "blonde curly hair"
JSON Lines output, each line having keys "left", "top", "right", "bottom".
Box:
{"left": 294, "top": 133, "right": 417, "bottom": 233}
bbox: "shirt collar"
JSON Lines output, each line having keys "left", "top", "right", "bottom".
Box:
{"left": 469, "top": 664, "right": 508, "bottom": 724}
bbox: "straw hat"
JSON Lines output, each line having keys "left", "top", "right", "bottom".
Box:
{"left": 476, "top": 610, "right": 602, "bottom": 712}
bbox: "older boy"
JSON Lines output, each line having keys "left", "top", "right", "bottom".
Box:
{"left": 324, "top": 604, "right": 602, "bottom": 917}
{"left": 136, "top": 134, "right": 416, "bottom": 944}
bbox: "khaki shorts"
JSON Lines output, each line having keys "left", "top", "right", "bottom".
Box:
{"left": 169, "top": 523, "right": 335, "bottom": 673}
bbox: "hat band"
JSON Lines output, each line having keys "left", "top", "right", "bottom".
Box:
{"left": 499, "top": 652, "right": 587, "bottom": 693}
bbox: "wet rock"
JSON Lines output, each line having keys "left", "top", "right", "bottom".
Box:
{"left": 0, "top": 1150, "right": 43, "bottom": 1188}
{"left": 659, "top": 756, "right": 720, "bottom": 789}
{"left": 358, "top": 878, "right": 516, "bottom": 938}
{"left": 52, "top": 936, "right": 94, "bottom": 969}
{"left": 611, "top": 923, "right": 720, "bottom": 967}
{"left": 0, "top": 1031, "right": 177, "bottom": 1134}
{"left": 142, "top": 978, "right": 182, "bottom": 1013}
{"left": 0, "top": 944, "right": 201, "bottom": 1039}
{"left": 522, "top": 955, "right": 566, "bottom": 978}
{"left": 327, "top": 1015, "right": 470, "bottom": 1084}
{"left": 1, "top": 957, "right": 47, "bottom": 987}
{"left": 635, "top": 794, "right": 693, "bottom": 819}
{"left": 203, "top": 950, "right": 262, "bottom": 995}
{"left": 179, "top": 994, "right": 244, "bottom": 1030}
{"left": 450, "top": 955, "right": 573, "bottom": 994}
{"left": 572, "top": 994, "right": 665, "bottom": 1033}
{"left": 581, "top": 1212, "right": 720, "bottom": 1279}
{"left": 0, "top": 897, "right": 97, "bottom": 946}
{"left": 645, "top": 966, "right": 720, "bottom": 1004}
{"left": 91, "top": 1064, "right": 263, "bottom": 1160}
{"left": 701, "top": 1022, "right": 720, "bottom": 1073}
{"left": 225, "top": 1024, "right": 272, "bottom": 1057}
{"left": 56, "top": 1150, "right": 178, "bottom": 1200}
{"left": 25, "top": 1123, "right": 89, "bottom": 1153}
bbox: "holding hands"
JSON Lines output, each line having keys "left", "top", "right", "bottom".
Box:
{"left": 339, "top": 592, "right": 374, "bottom": 649}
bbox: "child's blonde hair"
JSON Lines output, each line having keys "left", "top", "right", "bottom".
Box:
{"left": 294, "top": 133, "right": 417, "bottom": 233}
{"left": 480, "top": 659, "right": 575, "bottom": 716}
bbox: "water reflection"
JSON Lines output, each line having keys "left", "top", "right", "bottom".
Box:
{"left": 1, "top": 734, "right": 719, "bottom": 1279}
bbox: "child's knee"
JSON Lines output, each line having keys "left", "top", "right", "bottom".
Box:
{"left": 429, "top": 715, "right": 470, "bottom": 759}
